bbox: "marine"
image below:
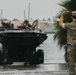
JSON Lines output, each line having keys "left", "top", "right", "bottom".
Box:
{"left": 59, "top": 10, "right": 76, "bottom": 75}
{"left": 21, "top": 19, "right": 32, "bottom": 31}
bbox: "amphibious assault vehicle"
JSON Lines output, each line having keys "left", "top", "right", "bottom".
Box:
{"left": 0, "top": 20, "right": 47, "bottom": 65}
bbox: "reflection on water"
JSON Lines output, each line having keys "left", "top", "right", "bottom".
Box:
{"left": 37, "top": 33, "right": 66, "bottom": 63}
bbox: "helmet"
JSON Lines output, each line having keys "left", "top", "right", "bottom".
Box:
{"left": 72, "top": 11, "right": 76, "bottom": 16}
{"left": 24, "top": 19, "right": 29, "bottom": 22}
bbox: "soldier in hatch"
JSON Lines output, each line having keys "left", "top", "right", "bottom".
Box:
{"left": 21, "top": 19, "right": 32, "bottom": 31}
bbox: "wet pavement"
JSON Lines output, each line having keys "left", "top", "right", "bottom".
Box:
{"left": 0, "top": 63, "right": 69, "bottom": 75}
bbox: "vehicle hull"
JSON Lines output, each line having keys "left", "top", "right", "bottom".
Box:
{"left": 0, "top": 31, "right": 47, "bottom": 65}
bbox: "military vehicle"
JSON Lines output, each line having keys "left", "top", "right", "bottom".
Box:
{"left": 0, "top": 20, "right": 47, "bottom": 65}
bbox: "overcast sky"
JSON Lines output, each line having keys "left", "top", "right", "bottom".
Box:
{"left": 0, "top": 0, "right": 62, "bottom": 20}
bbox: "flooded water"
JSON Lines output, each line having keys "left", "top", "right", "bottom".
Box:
{"left": 37, "top": 33, "right": 66, "bottom": 63}
{"left": 0, "top": 63, "right": 69, "bottom": 75}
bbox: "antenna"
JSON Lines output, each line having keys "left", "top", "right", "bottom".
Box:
{"left": 28, "top": 3, "right": 30, "bottom": 20}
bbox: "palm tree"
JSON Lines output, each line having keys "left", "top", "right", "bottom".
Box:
{"left": 54, "top": 0, "right": 76, "bottom": 62}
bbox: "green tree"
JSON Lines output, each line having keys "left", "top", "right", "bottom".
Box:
{"left": 54, "top": 0, "right": 76, "bottom": 62}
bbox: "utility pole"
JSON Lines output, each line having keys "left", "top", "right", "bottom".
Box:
{"left": 24, "top": 9, "right": 26, "bottom": 20}
{"left": 1, "top": 9, "right": 2, "bottom": 20}
{"left": 28, "top": 3, "right": 30, "bottom": 20}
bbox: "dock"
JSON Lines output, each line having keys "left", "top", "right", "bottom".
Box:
{"left": 0, "top": 63, "right": 69, "bottom": 75}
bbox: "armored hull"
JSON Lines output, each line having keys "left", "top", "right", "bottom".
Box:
{"left": 0, "top": 29, "right": 47, "bottom": 65}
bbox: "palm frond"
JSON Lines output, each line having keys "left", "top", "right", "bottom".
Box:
{"left": 54, "top": 0, "right": 76, "bottom": 62}
{"left": 58, "top": 0, "right": 71, "bottom": 10}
